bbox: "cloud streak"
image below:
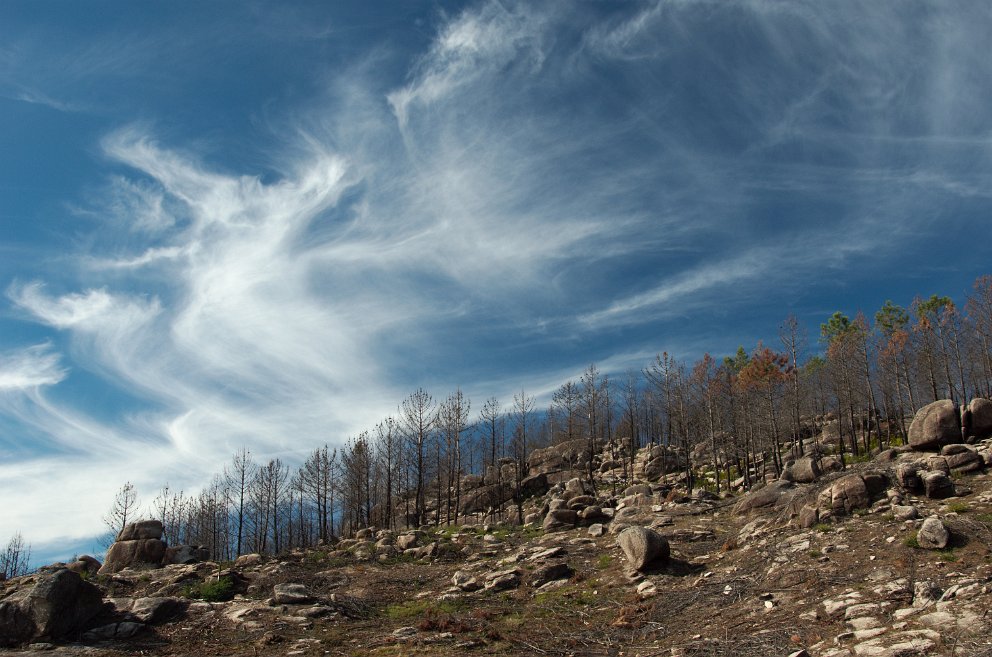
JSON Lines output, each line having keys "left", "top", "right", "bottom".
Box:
{"left": 0, "top": 344, "right": 66, "bottom": 391}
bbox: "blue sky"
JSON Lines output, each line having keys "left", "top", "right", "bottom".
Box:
{"left": 2, "top": 1, "right": 991, "bottom": 562}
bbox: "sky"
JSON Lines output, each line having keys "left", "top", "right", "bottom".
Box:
{"left": 2, "top": 1, "right": 991, "bottom": 564}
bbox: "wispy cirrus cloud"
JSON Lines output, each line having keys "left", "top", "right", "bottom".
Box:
{"left": 0, "top": 344, "right": 66, "bottom": 391}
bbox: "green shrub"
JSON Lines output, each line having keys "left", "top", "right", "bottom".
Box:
{"left": 903, "top": 533, "right": 920, "bottom": 549}
{"left": 183, "top": 577, "right": 235, "bottom": 602}
{"left": 384, "top": 599, "right": 464, "bottom": 619}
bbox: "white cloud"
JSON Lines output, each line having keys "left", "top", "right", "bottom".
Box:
{"left": 0, "top": 344, "right": 66, "bottom": 391}
{"left": 388, "top": 2, "right": 545, "bottom": 128}
{"left": 11, "top": 283, "right": 160, "bottom": 332}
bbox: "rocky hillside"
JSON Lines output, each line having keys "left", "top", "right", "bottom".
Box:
{"left": 4, "top": 399, "right": 992, "bottom": 656}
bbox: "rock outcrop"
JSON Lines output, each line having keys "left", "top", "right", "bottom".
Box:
{"left": 527, "top": 439, "right": 596, "bottom": 483}
{"left": 99, "top": 520, "right": 167, "bottom": 575}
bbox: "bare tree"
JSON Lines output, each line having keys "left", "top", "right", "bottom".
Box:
{"left": 225, "top": 448, "right": 255, "bottom": 556}
{"left": 400, "top": 388, "right": 436, "bottom": 527}
{"left": 438, "top": 389, "right": 471, "bottom": 525}
{"left": 479, "top": 396, "right": 504, "bottom": 484}
{"left": 0, "top": 532, "right": 31, "bottom": 579}
{"left": 551, "top": 381, "right": 581, "bottom": 444}
{"left": 779, "top": 314, "right": 808, "bottom": 450}
{"left": 103, "top": 481, "right": 139, "bottom": 545}
{"left": 511, "top": 389, "right": 536, "bottom": 524}
{"left": 374, "top": 417, "right": 400, "bottom": 530}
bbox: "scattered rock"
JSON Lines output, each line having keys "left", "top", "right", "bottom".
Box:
{"left": 529, "top": 562, "right": 573, "bottom": 588}
{"left": 130, "top": 596, "right": 184, "bottom": 624}
{"left": 617, "top": 526, "right": 670, "bottom": 571}
{"left": 896, "top": 464, "right": 923, "bottom": 493}
{"left": 484, "top": 568, "right": 521, "bottom": 591}
{"left": 623, "top": 484, "right": 653, "bottom": 497}
{"left": 273, "top": 584, "right": 315, "bottom": 605}
{"left": 451, "top": 571, "right": 481, "bottom": 592}
{"left": 567, "top": 495, "right": 597, "bottom": 510}
{"left": 944, "top": 447, "right": 983, "bottom": 473}
{"left": 922, "top": 472, "right": 955, "bottom": 499}
{"left": 916, "top": 517, "right": 950, "bottom": 549}
{"left": 735, "top": 481, "right": 795, "bottom": 514}
{"left": 542, "top": 509, "right": 578, "bottom": 532}
{"left": 234, "top": 553, "right": 263, "bottom": 568}
{"left": 892, "top": 505, "right": 919, "bottom": 521}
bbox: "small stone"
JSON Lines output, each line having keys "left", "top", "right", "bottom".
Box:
{"left": 272, "top": 584, "right": 315, "bottom": 605}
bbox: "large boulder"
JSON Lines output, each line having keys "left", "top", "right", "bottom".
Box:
{"left": 99, "top": 520, "right": 170, "bottom": 574}
{"left": 781, "top": 457, "right": 821, "bottom": 483}
{"left": 942, "top": 446, "right": 983, "bottom": 473}
{"left": 130, "top": 596, "right": 185, "bottom": 624}
{"left": 908, "top": 400, "right": 961, "bottom": 450}
{"left": 562, "top": 477, "right": 592, "bottom": 501}
{"left": 519, "top": 473, "right": 550, "bottom": 498}
{"left": 735, "top": 481, "right": 796, "bottom": 514}
{"left": 965, "top": 398, "right": 992, "bottom": 441}
{"left": 923, "top": 472, "right": 955, "bottom": 499}
{"left": 818, "top": 473, "right": 888, "bottom": 518}
{"left": 617, "top": 527, "right": 670, "bottom": 571}
{"left": 0, "top": 569, "right": 105, "bottom": 647}
{"left": 542, "top": 509, "right": 578, "bottom": 532}
{"left": 117, "top": 519, "right": 164, "bottom": 541}
{"left": 100, "top": 538, "right": 166, "bottom": 574}
{"left": 820, "top": 475, "right": 868, "bottom": 516}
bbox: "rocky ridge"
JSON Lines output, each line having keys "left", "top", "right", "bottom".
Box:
{"left": 3, "top": 399, "right": 992, "bottom": 655}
